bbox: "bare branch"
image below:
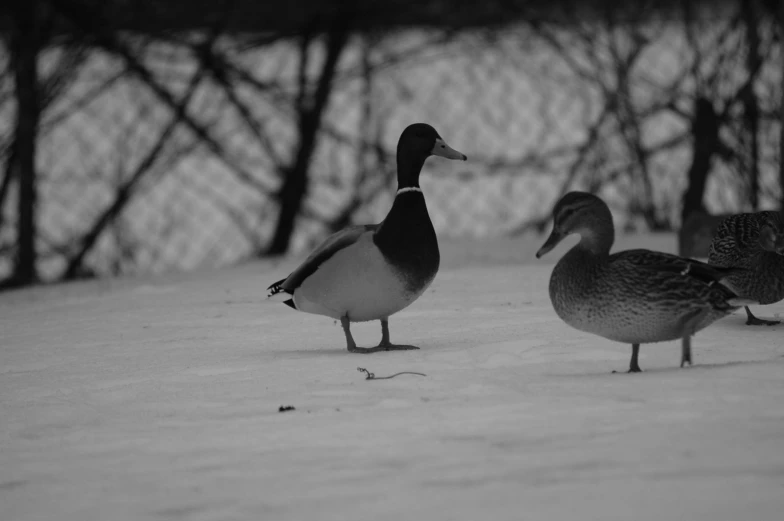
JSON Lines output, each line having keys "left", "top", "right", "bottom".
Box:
{"left": 61, "top": 66, "right": 205, "bottom": 280}
{"left": 40, "top": 69, "right": 125, "bottom": 132}
{"left": 50, "top": 0, "right": 272, "bottom": 195}
{"left": 509, "top": 96, "right": 616, "bottom": 236}
{"left": 191, "top": 43, "right": 285, "bottom": 168}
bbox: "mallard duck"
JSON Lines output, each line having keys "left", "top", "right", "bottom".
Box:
{"left": 267, "top": 123, "right": 466, "bottom": 353}
{"left": 707, "top": 211, "right": 784, "bottom": 325}
{"left": 535, "top": 191, "right": 753, "bottom": 372}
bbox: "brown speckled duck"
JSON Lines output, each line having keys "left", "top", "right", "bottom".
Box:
{"left": 267, "top": 123, "right": 466, "bottom": 353}
{"left": 708, "top": 211, "right": 784, "bottom": 325}
{"left": 536, "top": 191, "right": 754, "bottom": 372}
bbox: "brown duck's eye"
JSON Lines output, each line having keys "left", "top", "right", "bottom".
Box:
{"left": 561, "top": 208, "right": 575, "bottom": 219}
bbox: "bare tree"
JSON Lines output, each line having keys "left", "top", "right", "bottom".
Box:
{"left": 4, "top": 1, "right": 50, "bottom": 288}
{"left": 263, "top": 21, "right": 352, "bottom": 255}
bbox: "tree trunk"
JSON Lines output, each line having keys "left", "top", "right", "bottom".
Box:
{"left": 678, "top": 97, "right": 723, "bottom": 258}
{"left": 9, "top": 1, "right": 42, "bottom": 287}
{"left": 264, "top": 25, "right": 350, "bottom": 255}
{"left": 680, "top": 97, "right": 720, "bottom": 224}
{"left": 742, "top": 0, "right": 761, "bottom": 211}
{"left": 779, "top": 0, "right": 784, "bottom": 211}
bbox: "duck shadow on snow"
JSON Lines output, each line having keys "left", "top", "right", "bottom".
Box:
{"left": 545, "top": 356, "right": 781, "bottom": 378}
{"left": 268, "top": 347, "right": 349, "bottom": 357}
{"left": 269, "top": 347, "right": 425, "bottom": 357}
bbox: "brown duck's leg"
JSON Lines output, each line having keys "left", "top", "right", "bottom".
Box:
{"left": 628, "top": 343, "right": 642, "bottom": 373}
{"left": 744, "top": 306, "right": 780, "bottom": 326}
{"left": 681, "top": 336, "right": 692, "bottom": 367}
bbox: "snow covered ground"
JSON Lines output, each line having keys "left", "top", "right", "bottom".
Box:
{"left": 2, "top": 233, "right": 784, "bottom": 521}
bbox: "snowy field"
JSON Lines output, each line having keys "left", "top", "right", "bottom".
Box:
{"left": 2, "top": 233, "right": 784, "bottom": 521}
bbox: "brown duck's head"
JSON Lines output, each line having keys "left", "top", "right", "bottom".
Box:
{"left": 759, "top": 219, "right": 784, "bottom": 255}
{"left": 535, "top": 191, "right": 615, "bottom": 259}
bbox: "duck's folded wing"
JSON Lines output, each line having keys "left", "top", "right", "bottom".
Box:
{"left": 612, "top": 249, "right": 745, "bottom": 285}
{"left": 280, "top": 224, "right": 378, "bottom": 292}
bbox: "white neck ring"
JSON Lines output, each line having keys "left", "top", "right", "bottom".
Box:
{"left": 396, "top": 187, "right": 422, "bottom": 195}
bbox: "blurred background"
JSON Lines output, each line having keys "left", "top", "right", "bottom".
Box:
{"left": 0, "top": 0, "right": 782, "bottom": 290}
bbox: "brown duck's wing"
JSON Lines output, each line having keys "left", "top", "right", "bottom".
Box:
{"left": 708, "top": 212, "right": 776, "bottom": 266}
{"left": 267, "top": 224, "right": 379, "bottom": 298}
{"left": 611, "top": 249, "right": 743, "bottom": 288}
{"left": 607, "top": 249, "right": 749, "bottom": 311}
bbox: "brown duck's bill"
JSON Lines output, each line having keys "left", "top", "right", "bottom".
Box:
{"left": 432, "top": 138, "right": 467, "bottom": 160}
{"left": 535, "top": 229, "right": 564, "bottom": 259}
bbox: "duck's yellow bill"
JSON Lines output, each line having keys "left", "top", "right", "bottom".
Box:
{"left": 432, "top": 138, "right": 467, "bottom": 160}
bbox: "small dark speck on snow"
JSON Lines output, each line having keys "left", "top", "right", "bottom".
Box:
{"left": 278, "top": 405, "right": 295, "bottom": 412}
{"left": 0, "top": 480, "right": 27, "bottom": 491}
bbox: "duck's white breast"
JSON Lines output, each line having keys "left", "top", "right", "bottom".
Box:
{"left": 293, "top": 233, "right": 431, "bottom": 322}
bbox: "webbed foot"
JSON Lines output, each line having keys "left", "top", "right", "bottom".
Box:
{"left": 348, "top": 343, "right": 420, "bottom": 354}
{"left": 745, "top": 307, "right": 779, "bottom": 326}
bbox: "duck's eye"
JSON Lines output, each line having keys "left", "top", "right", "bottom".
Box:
{"left": 561, "top": 208, "right": 575, "bottom": 220}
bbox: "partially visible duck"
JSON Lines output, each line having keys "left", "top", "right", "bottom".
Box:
{"left": 536, "top": 191, "right": 753, "bottom": 372}
{"left": 708, "top": 211, "right": 784, "bottom": 325}
{"left": 267, "top": 123, "right": 466, "bottom": 353}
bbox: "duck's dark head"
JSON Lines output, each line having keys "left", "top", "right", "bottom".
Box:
{"left": 535, "top": 191, "right": 615, "bottom": 258}
{"left": 396, "top": 123, "right": 466, "bottom": 188}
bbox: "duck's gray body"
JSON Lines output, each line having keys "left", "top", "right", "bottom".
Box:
{"left": 294, "top": 231, "right": 432, "bottom": 321}
{"left": 276, "top": 195, "right": 440, "bottom": 323}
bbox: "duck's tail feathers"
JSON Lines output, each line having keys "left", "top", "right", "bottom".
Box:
{"left": 267, "top": 278, "right": 292, "bottom": 302}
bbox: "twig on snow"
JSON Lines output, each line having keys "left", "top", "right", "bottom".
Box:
{"left": 357, "top": 367, "right": 426, "bottom": 381}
